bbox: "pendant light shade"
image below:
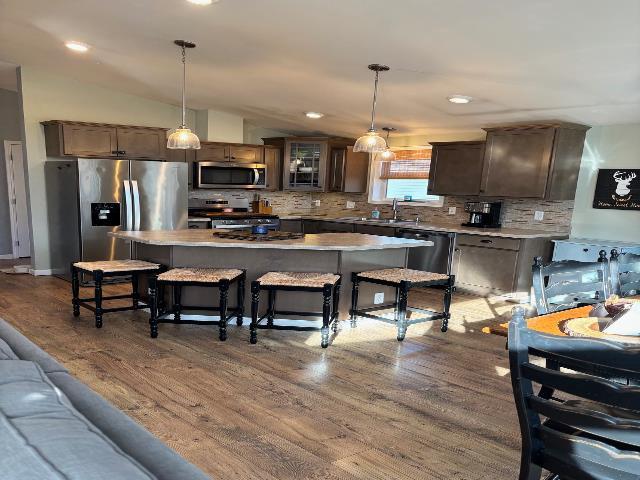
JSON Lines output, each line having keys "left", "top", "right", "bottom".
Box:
{"left": 379, "top": 127, "right": 396, "bottom": 160}
{"left": 168, "top": 40, "right": 201, "bottom": 150}
{"left": 354, "top": 64, "right": 390, "bottom": 153}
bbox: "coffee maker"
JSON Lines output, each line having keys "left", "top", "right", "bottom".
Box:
{"left": 462, "top": 201, "right": 502, "bottom": 228}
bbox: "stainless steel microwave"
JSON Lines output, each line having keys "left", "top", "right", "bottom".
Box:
{"left": 195, "top": 162, "right": 267, "bottom": 189}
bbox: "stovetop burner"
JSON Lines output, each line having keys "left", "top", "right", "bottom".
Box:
{"left": 212, "top": 231, "right": 304, "bottom": 242}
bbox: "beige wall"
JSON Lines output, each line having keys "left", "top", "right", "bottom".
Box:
{"left": 19, "top": 66, "right": 196, "bottom": 272}
{"left": 570, "top": 124, "right": 640, "bottom": 243}
{"left": 243, "top": 121, "right": 289, "bottom": 144}
{"left": 195, "top": 109, "right": 244, "bottom": 143}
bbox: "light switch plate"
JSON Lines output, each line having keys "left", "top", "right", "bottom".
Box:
{"left": 313, "top": 199, "right": 321, "bottom": 207}
{"left": 534, "top": 211, "right": 544, "bottom": 221}
{"left": 346, "top": 201, "right": 355, "bottom": 209}
{"left": 448, "top": 207, "right": 457, "bottom": 215}
{"left": 374, "top": 292, "right": 384, "bottom": 304}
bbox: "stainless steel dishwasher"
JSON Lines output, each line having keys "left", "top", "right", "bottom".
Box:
{"left": 396, "top": 229, "right": 456, "bottom": 274}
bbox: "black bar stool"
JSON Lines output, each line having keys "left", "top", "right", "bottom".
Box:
{"left": 250, "top": 272, "right": 341, "bottom": 348}
{"left": 149, "top": 267, "right": 246, "bottom": 341}
{"left": 350, "top": 268, "right": 454, "bottom": 341}
{"left": 71, "top": 260, "right": 161, "bottom": 328}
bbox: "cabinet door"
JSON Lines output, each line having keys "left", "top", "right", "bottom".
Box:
{"left": 279, "top": 219, "right": 303, "bottom": 233}
{"left": 329, "top": 148, "right": 346, "bottom": 191}
{"left": 197, "top": 144, "right": 228, "bottom": 162}
{"left": 343, "top": 147, "right": 369, "bottom": 193}
{"left": 454, "top": 244, "right": 518, "bottom": 292}
{"left": 428, "top": 143, "right": 484, "bottom": 195}
{"left": 116, "top": 127, "right": 166, "bottom": 160}
{"left": 62, "top": 124, "right": 118, "bottom": 157}
{"left": 354, "top": 224, "right": 395, "bottom": 236}
{"left": 229, "top": 146, "right": 261, "bottom": 163}
{"left": 317, "top": 221, "right": 354, "bottom": 233}
{"left": 480, "top": 129, "right": 554, "bottom": 198}
{"left": 284, "top": 141, "right": 327, "bottom": 191}
{"left": 264, "top": 147, "right": 281, "bottom": 191}
{"left": 302, "top": 220, "right": 323, "bottom": 233}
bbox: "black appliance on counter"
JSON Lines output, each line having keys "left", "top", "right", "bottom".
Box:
{"left": 462, "top": 201, "right": 502, "bottom": 228}
{"left": 188, "top": 198, "right": 279, "bottom": 231}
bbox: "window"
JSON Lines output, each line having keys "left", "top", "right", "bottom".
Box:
{"left": 368, "top": 148, "right": 443, "bottom": 206}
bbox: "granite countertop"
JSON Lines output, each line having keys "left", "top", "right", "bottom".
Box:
{"left": 278, "top": 214, "right": 567, "bottom": 239}
{"left": 109, "top": 230, "right": 433, "bottom": 251}
{"left": 553, "top": 237, "right": 640, "bottom": 247}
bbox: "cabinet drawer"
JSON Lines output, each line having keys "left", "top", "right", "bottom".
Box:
{"left": 457, "top": 234, "right": 520, "bottom": 251}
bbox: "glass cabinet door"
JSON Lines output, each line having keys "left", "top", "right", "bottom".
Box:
{"left": 286, "top": 141, "right": 325, "bottom": 189}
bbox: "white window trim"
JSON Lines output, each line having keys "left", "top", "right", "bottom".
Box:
{"left": 366, "top": 152, "right": 444, "bottom": 207}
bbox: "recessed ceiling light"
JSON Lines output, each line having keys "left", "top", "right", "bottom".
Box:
{"left": 447, "top": 95, "right": 472, "bottom": 104}
{"left": 65, "top": 41, "right": 89, "bottom": 53}
{"left": 187, "top": 0, "right": 218, "bottom": 4}
{"left": 305, "top": 112, "right": 324, "bottom": 119}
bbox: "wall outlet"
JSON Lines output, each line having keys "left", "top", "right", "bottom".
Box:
{"left": 448, "top": 206, "right": 457, "bottom": 215}
{"left": 534, "top": 211, "right": 544, "bottom": 221}
{"left": 313, "top": 199, "right": 321, "bottom": 207}
{"left": 346, "top": 201, "right": 356, "bottom": 209}
{"left": 373, "top": 292, "right": 385, "bottom": 304}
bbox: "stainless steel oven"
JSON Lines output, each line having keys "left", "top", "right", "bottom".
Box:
{"left": 196, "top": 162, "right": 267, "bottom": 189}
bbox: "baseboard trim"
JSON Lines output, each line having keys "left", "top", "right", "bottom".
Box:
{"left": 29, "top": 268, "right": 54, "bottom": 276}
{"left": 0, "top": 254, "right": 16, "bottom": 260}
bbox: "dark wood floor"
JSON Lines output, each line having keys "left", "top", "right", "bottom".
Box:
{"left": 0, "top": 268, "right": 521, "bottom": 479}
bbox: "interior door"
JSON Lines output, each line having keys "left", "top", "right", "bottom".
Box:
{"left": 130, "top": 161, "right": 188, "bottom": 230}
{"left": 77, "top": 158, "right": 130, "bottom": 263}
{"left": 4, "top": 142, "right": 30, "bottom": 257}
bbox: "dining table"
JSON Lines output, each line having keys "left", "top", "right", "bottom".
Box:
{"left": 483, "top": 296, "right": 640, "bottom": 341}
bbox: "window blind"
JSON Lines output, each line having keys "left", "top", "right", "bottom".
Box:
{"left": 379, "top": 149, "right": 431, "bottom": 180}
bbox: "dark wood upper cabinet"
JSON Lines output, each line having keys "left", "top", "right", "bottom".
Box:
{"left": 116, "top": 127, "right": 166, "bottom": 160}
{"left": 479, "top": 122, "right": 589, "bottom": 199}
{"left": 263, "top": 146, "right": 281, "bottom": 191}
{"left": 42, "top": 121, "right": 168, "bottom": 160}
{"left": 229, "top": 145, "right": 261, "bottom": 163}
{"left": 58, "top": 123, "right": 118, "bottom": 157}
{"left": 427, "top": 141, "right": 485, "bottom": 196}
{"left": 329, "top": 146, "right": 369, "bottom": 193}
{"left": 196, "top": 143, "right": 228, "bottom": 162}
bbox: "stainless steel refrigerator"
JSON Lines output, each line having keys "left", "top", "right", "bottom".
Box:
{"left": 46, "top": 158, "right": 188, "bottom": 280}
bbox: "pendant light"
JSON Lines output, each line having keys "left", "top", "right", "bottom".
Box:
{"left": 353, "top": 64, "right": 390, "bottom": 153}
{"left": 380, "top": 127, "right": 396, "bottom": 161}
{"left": 167, "top": 40, "right": 201, "bottom": 150}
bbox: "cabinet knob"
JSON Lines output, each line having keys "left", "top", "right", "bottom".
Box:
{"left": 480, "top": 239, "right": 493, "bottom": 244}
{"left": 582, "top": 248, "right": 589, "bottom": 252}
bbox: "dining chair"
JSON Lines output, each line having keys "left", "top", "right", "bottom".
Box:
{"left": 531, "top": 256, "right": 609, "bottom": 314}
{"left": 608, "top": 249, "right": 640, "bottom": 297}
{"left": 508, "top": 306, "right": 640, "bottom": 480}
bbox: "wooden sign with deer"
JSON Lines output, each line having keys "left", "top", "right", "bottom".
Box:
{"left": 593, "top": 169, "right": 640, "bottom": 210}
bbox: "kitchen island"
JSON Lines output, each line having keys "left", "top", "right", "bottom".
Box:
{"left": 110, "top": 230, "right": 433, "bottom": 319}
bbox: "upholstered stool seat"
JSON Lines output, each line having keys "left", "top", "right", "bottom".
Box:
{"left": 350, "top": 268, "right": 455, "bottom": 341}
{"left": 70, "top": 260, "right": 161, "bottom": 329}
{"left": 257, "top": 271, "right": 340, "bottom": 288}
{"left": 158, "top": 268, "right": 243, "bottom": 284}
{"left": 250, "top": 272, "right": 342, "bottom": 348}
{"left": 73, "top": 260, "right": 159, "bottom": 273}
{"left": 149, "top": 268, "right": 246, "bottom": 341}
{"left": 357, "top": 268, "right": 450, "bottom": 284}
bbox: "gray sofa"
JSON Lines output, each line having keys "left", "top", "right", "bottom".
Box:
{"left": 0, "top": 318, "right": 210, "bottom": 480}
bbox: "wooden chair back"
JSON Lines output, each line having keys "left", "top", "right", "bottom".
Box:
{"left": 608, "top": 249, "right": 640, "bottom": 297}
{"left": 531, "top": 255, "right": 609, "bottom": 314}
{"left": 508, "top": 306, "right": 640, "bottom": 480}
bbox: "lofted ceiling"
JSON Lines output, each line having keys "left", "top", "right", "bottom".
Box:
{"left": 0, "top": 0, "right": 639, "bottom": 138}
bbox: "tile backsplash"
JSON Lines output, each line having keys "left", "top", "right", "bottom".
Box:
{"left": 189, "top": 189, "right": 572, "bottom": 232}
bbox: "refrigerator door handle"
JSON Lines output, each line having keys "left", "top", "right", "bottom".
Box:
{"left": 123, "top": 180, "right": 133, "bottom": 230}
{"left": 131, "top": 180, "right": 141, "bottom": 231}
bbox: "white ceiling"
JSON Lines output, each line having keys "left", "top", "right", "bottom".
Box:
{"left": 0, "top": 0, "right": 639, "bottom": 137}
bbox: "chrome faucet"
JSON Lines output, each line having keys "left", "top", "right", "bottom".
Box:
{"left": 392, "top": 198, "right": 399, "bottom": 221}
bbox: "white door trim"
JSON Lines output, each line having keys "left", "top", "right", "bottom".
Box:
{"left": 4, "top": 140, "right": 28, "bottom": 258}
